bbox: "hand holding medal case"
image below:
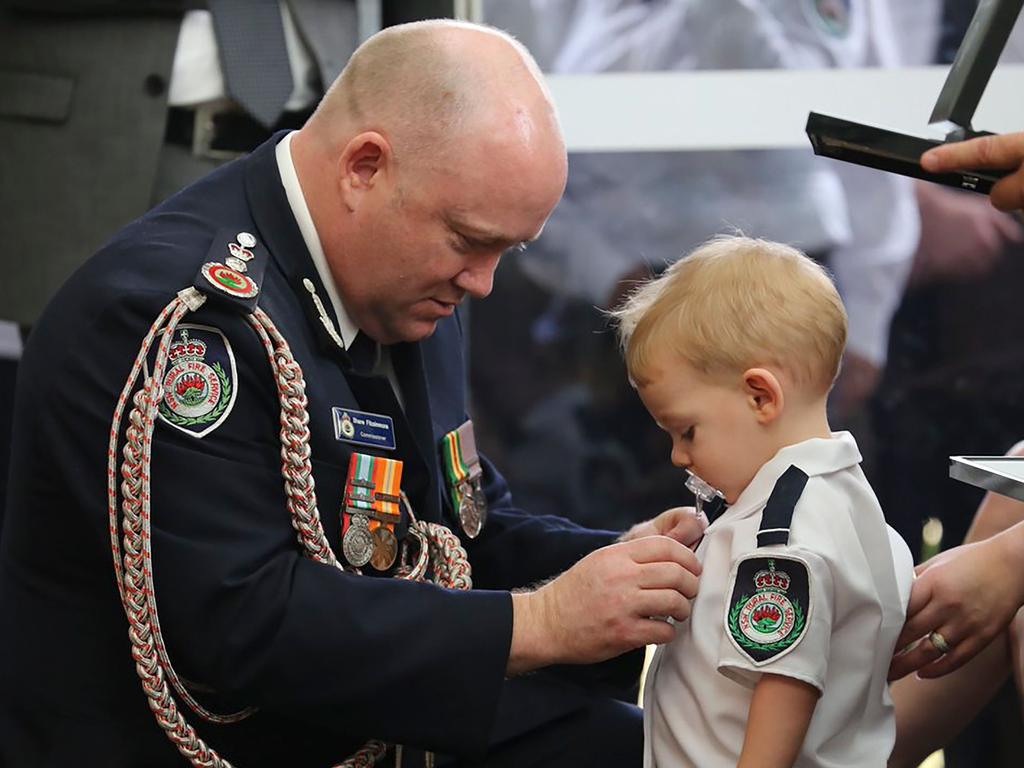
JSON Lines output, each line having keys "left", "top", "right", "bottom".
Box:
{"left": 807, "top": 0, "right": 1022, "bottom": 194}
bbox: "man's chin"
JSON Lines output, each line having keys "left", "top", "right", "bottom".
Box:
{"left": 393, "top": 319, "right": 440, "bottom": 344}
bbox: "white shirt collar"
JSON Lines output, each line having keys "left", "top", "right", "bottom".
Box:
{"left": 709, "top": 431, "right": 863, "bottom": 530}
{"left": 275, "top": 131, "right": 359, "bottom": 349}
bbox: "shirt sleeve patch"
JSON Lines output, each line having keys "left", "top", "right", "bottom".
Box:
{"left": 726, "top": 554, "right": 812, "bottom": 665}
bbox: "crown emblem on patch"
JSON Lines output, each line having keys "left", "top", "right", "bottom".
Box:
{"left": 753, "top": 561, "right": 791, "bottom": 593}
{"left": 169, "top": 330, "right": 207, "bottom": 363}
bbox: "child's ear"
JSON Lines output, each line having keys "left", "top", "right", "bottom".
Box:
{"left": 742, "top": 368, "right": 784, "bottom": 424}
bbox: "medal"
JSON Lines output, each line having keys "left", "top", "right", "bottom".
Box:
{"left": 342, "top": 452, "right": 403, "bottom": 568}
{"left": 370, "top": 525, "right": 398, "bottom": 571}
{"left": 440, "top": 420, "right": 487, "bottom": 538}
{"left": 457, "top": 478, "right": 487, "bottom": 538}
{"left": 342, "top": 513, "right": 374, "bottom": 567}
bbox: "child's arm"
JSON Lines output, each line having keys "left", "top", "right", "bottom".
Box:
{"left": 737, "top": 673, "right": 820, "bottom": 768}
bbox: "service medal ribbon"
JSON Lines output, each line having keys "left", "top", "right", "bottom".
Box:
{"left": 341, "top": 453, "right": 403, "bottom": 569}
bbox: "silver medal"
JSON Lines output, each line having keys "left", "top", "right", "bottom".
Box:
{"left": 458, "top": 480, "right": 486, "bottom": 539}
{"left": 343, "top": 513, "right": 374, "bottom": 567}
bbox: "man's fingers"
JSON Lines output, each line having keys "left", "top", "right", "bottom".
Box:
{"left": 661, "top": 510, "right": 707, "bottom": 547}
{"left": 922, "top": 134, "right": 1024, "bottom": 173}
{"left": 636, "top": 588, "right": 693, "bottom": 623}
{"left": 627, "top": 535, "right": 702, "bottom": 575}
{"left": 637, "top": 561, "right": 699, "bottom": 597}
{"left": 634, "top": 617, "right": 677, "bottom": 647}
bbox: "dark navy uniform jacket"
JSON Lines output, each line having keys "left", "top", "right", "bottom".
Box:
{"left": 0, "top": 134, "right": 633, "bottom": 766}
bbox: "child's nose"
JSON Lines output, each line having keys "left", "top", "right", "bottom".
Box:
{"left": 671, "top": 445, "right": 691, "bottom": 469}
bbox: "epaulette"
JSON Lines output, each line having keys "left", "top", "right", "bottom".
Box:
{"left": 192, "top": 228, "right": 269, "bottom": 314}
{"left": 756, "top": 465, "right": 809, "bottom": 547}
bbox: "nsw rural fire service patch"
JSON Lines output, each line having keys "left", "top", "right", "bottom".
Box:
{"left": 726, "top": 555, "right": 811, "bottom": 665}
{"left": 147, "top": 324, "right": 237, "bottom": 439}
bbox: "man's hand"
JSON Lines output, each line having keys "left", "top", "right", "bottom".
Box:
{"left": 889, "top": 527, "right": 1024, "bottom": 680}
{"left": 619, "top": 506, "right": 707, "bottom": 547}
{"left": 922, "top": 133, "right": 1024, "bottom": 213}
{"left": 508, "top": 536, "right": 701, "bottom": 675}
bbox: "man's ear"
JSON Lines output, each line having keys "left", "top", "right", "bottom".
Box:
{"left": 743, "top": 367, "right": 784, "bottom": 424}
{"left": 338, "top": 131, "right": 391, "bottom": 211}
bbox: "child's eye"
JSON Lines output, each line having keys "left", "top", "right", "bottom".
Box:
{"left": 681, "top": 426, "right": 695, "bottom": 441}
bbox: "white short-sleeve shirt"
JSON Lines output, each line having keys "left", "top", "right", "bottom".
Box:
{"left": 643, "top": 432, "right": 913, "bottom": 767}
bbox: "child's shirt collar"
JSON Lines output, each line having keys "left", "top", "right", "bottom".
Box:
{"left": 708, "top": 431, "right": 862, "bottom": 531}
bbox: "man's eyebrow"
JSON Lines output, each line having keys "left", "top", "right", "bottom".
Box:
{"left": 446, "top": 215, "right": 538, "bottom": 247}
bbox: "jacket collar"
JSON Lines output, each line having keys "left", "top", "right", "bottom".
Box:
{"left": 244, "top": 132, "right": 354, "bottom": 364}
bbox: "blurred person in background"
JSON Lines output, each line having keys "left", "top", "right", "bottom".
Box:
{"left": 0, "top": 0, "right": 360, "bottom": 328}
{"left": 475, "top": 0, "right": 919, "bottom": 532}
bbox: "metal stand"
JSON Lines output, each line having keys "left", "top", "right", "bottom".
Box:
{"left": 949, "top": 456, "right": 1024, "bottom": 503}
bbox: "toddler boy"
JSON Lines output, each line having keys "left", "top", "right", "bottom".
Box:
{"left": 613, "top": 236, "right": 914, "bottom": 767}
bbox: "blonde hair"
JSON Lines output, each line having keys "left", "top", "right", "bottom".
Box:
{"left": 612, "top": 236, "right": 847, "bottom": 394}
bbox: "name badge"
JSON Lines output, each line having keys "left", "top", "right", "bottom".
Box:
{"left": 332, "top": 407, "right": 396, "bottom": 451}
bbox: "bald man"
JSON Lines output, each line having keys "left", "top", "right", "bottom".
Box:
{"left": 0, "top": 20, "right": 703, "bottom": 768}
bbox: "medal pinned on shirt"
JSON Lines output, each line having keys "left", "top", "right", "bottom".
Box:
{"left": 342, "top": 453, "right": 403, "bottom": 570}
{"left": 440, "top": 420, "right": 487, "bottom": 538}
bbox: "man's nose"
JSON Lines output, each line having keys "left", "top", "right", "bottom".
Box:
{"left": 454, "top": 253, "right": 500, "bottom": 299}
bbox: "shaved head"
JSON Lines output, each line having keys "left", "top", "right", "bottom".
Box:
{"left": 290, "top": 20, "right": 568, "bottom": 345}
{"left": 306, "top": 20, "right": 563, "bottom": 170}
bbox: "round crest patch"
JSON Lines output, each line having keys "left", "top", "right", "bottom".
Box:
{"left": 727, "top": 556, "right": 810, "bottom": 664}
{"left": 339, "top": 412, "right": 356, "bottom": 439}
{"left": 201, "top": 262, "right": 259, "bottom": 299}
{"left": 146, "top": 324, "right": 238, "bottom": 439}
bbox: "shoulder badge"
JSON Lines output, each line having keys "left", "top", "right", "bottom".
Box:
{"left": 150, "top": 324, "right": 238, "bottom": 439}
{"left": 193, "top": 230, "right": 268, "bottom": 314}
{"left": 726, "top": 555, "right": 811, "bottom": 665}
{"left": 804, "top": 0, "right": 851, "bottom": 38}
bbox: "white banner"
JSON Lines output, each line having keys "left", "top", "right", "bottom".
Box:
{"left": 548, "top": 65, "right": 1024, "bottom": 152}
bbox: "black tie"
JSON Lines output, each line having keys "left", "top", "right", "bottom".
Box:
{"left": 209, "top": 0, "right": 294, "bottom": 128}
{"left": 346, "top": 332, "right": 378, "bottom": 375}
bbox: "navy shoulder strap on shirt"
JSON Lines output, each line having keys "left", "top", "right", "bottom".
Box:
{"left": 756, "top": 465, "right": 809, "bottom": 547}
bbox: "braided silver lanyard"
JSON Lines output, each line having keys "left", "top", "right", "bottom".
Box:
{"left": 107, "top": 287, "right": 472, "bottom": 767}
